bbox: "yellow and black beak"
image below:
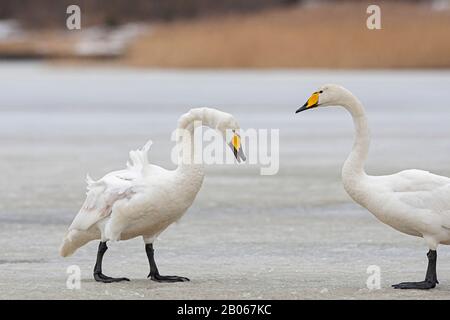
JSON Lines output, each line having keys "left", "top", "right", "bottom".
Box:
{"left": 296, "top": 91, "right": 320, "bottom": 113}
{"left": 228, "top": 133, "right": 246, "bottom": 163}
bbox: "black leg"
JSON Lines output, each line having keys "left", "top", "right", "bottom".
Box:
{"left": 392, "top": 249, "right": 438, "bottom": 290}
{"left": 145, "top": 243, "right": 190, "bottom": 282}
{"left": 93, "top": 241, "right": 130, "bottom": 283}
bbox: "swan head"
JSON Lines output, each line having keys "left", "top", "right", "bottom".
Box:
{"left": 178, "top": 107, "right": 246, "bottom": 162}
{"left": 296, "top": 84, "right": 349, "bottom": 113}
{"left": 216, "top": 114, "right": 246, "bottom": 163}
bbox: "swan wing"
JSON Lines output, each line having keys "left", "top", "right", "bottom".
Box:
{"left": 388, "top": 169, "right": 450, "bottom": 193}
{"left": 68, "top": 170, "right": 139, "bottom": 231}
{"left": 68, "top": 140, "right": 154, "bottom": 231}
{"left": 384, "top": 170, "right": 450, "bottom": 222}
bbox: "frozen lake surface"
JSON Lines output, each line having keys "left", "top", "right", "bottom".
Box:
{"left": 1, "top": 63, "right": 450, "bottom": 299}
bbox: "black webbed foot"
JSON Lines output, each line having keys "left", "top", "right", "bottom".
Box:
{"left": 392, "top": 249, "right": 438, "bottom": 290}
{"left": 392, "top": 280, "right": 437, "bottom": 290}
{"left": 145, "top": 243, "right": 190, "bottom": 283}
{"left": 94, "top": 272, "right": 130, "bottom": 283}
{"left": 148, "top": 273, "right": 190, "bottom": 283}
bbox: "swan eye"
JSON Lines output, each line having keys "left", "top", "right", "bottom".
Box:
{"left": 319, "top": 90, "right": 323, "bottom": 94}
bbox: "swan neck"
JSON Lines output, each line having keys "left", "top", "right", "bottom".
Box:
{"left": 341, "top": 95, "right": 370, "bottom": 180}
{"left": 176, "top": 122, "right": 204, "bottom": 174}
{"left": 175, "top": 108, "right": 224, "bottom": 175}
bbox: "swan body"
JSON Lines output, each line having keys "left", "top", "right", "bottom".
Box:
{"left": 348, "top": 169, "right": 450, "bottom": 243}
{"left": 297, "top": 84, "right": 450, "bottom": 289}
{"left": 63, "top": 141, "right": 203, "bottom": 249}
{"left": 60, "top": 107, "right": 245, "bottom": 282}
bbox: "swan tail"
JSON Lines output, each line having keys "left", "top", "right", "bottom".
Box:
{"left": 59, "top": 229, "right": 97, "bottom": 257}
{"left": 126, "top": 140, "right": 153, "bottom": 173}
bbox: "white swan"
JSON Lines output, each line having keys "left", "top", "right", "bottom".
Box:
{"left": 59, "top": 107, "right": 245, "bottom": 283}
{"left": 296, "top": 84, "right": 450, "bottom": 290}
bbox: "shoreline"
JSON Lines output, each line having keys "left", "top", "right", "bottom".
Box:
{"left": 1, "top": 3, "right": 450, "bottom": 69}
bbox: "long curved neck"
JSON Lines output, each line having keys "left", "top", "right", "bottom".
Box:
{"left": 175, "top": 108, "right": 226, "bottom": 177}
{"left": 341, "top": 93, "right": 370, "bottom": 183}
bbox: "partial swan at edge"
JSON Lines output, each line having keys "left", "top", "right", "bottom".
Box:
{"left": 296, "top": 84, "right": 450, "bottom": 290}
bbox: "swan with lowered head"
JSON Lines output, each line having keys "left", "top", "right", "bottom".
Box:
{"left": 296, "top": 84, "right": 450, "bottom": 290}
{"left": 59, "top": 107, "right": 246, "bottom": 283}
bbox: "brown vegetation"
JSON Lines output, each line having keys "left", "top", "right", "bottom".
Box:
{"left": 125, "top": 2, "right": 450, "bottom": 68}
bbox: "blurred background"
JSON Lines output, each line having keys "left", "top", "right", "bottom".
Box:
{"left": 1, "top": 0, "right": 450, "bottom": 68}
{"left": 1, "top": 0, "right": 450, "bottom": 299}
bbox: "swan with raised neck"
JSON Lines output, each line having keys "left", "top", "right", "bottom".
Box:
{"left": 296, "top": 84, "right": 450, "bottom": 290}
